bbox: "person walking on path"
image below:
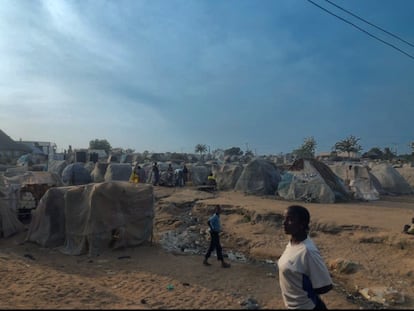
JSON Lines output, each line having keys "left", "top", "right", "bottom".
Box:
{"left": 203, "top": 205, "right": 231, "bottom": 268}
{"left": 182, "top": 164, "right": 188, "bottom": 185}
{"left": 152, "top": 162, "right": 160, "bottom": 186}
{"left": 278, "top": 205, "right": 332, "bottom": 310}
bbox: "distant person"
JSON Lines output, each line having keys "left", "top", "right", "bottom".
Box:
{"left": 137, "top": 165, "right": 146, "bottom": 183}
{"left": 182, "top": 164, "right": 189, "bottom": 185}
{"left": 152, "top": 162, "right": 160, "bottom": 186}
{"left": 167, "top": 163, "right": 174, "bottom": 186}
{"left": 206, "top": 172, "right": 217, "bottom": 189}
{"left": 403, "top": 217, "right": 414, "bottom": 234}
{"left": 131, "top": 163, "right": 145, "bottom": 184}
{"left": 130, "top": 164, "right": 139, "bottom": 183}
{"left": 278, "top": 205, "right": 333, "bottom": 310}
{"left": 203, "top": 205, "right": 231, "bottom": 268}
{"left": 174, "top": 168, "right": 184, "bottom": 187}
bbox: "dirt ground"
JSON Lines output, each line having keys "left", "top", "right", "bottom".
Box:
{"left": 1, "top": 186, "right": 414, "bottom": 310}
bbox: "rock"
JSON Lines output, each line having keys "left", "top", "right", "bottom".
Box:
{"left": 359, "top": 286, "right": 405, "bottom": 306}
{"left": 329, "top": 258, "right": 359, "bottom": 274}
{"left": 240, "top": 297, "right": 260, "bottom": 310}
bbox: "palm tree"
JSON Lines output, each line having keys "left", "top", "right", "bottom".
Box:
{"left": 195, "top": 144, "right": 207, "bottom": 160}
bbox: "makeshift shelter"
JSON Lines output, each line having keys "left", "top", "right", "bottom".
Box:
{"left": 26, "top": 181, "right": 154, "bottom": 256}
{"left": 396, "top": 165, "right": 414, "bottom": 189}
{"left": 48, "top": 160, "right": 67, "bottom": 178}
{"left": 329, "top": 163, "right": 380, "bottom": 201}
{"left": 212, "top": 163, "right": 244, "bottom": 191}
{"left": 0, "top": 129, "right": 32, "bottom": 159}
{"left": 0, "top": 197, "right": 25, "bottom": 238}
{"left": 277, "top": 159, "right": 351, "bottom": 203}
{"left": 190, "top": 165, "right": 211, "bottom": 186}
{"left": 61, "top": 163, "right": 92, "bottom": 186}
{"left": 90, "top": 162, "right": 109, "bottom": 183}
{"left": 1, "top": 171, "right": 62, "bottom": 220}
{"left": 369, "top": 162, "right": 413, "bottom": 195}
{"left": 104, "top": 163, "right": 132, "bottom": 182}
{"left": 235, "top": 158, "right": 281, "bottom": 196}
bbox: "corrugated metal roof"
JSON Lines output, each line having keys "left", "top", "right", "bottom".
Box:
{"left": 0, "top": 130, "right": 32, "bottom": 152}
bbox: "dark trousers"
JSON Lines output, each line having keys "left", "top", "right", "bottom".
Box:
{"left": 205, "top": 231, "right": 223, "bottom": 261}
{"left": 313, "top": 296, "right": 327, "bottom": 310}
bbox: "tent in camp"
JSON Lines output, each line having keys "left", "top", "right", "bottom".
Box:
{"left": 1, "top": 171, "right": 62, "bottom": 221}
{"left": 277, "top": 158, "right": 351, "bottom": 203}
{"left": 26, "top": 181, "right": 154, "bottom": 256}
{"left": 329, "top": 162, "right": 379, "bottom": 201}
{"left": 48, "top": 160, "right": 67, "bottom": 178}
{"left": 212, "top": 163, "right": 244, "bottom": 191}
{"left": 234, "top": 158, "right": 281, "bottom": 196}
{"left": 396, "top": 164, "right": 414, "bottom": 189}
{"left": 104, "top": 163, "right": 132, "bottom": 182}
{"left": 368, "top": 162, "right": 413, "bottom": 195}
{"left": 189, "top": 165, "right": 210, "bottom": 186}
{"left": 90, "top": 162, "right": 109, "bottom": 183}
{"left": 0, "top": 193, "right": 25, "bottom": 238}
{"left": 61, "top": 163, "right": 92, "bottom": 186}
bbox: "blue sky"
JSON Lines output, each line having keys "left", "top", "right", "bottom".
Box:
{"left": 1, "top": 0, "right": 413, "bottom": 155}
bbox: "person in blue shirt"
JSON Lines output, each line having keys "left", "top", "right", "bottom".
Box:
{"left": 203, "top": 205, "right": 231, "bottom": 268}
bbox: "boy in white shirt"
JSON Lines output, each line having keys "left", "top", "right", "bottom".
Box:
{"left": 278, "top": 205, "right": 333, "bottom": 309}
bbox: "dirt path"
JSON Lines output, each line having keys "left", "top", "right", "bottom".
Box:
{"left": 1, "top": 188, "right": 413, "bottom": 309}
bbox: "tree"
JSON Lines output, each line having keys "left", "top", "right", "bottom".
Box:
{"left": 383, "top": 147, "right": 396, "bottom": 160}
{"left": 362, "top": 147, "right": 383, "bottom": 159}
{"left": 224, "top": 147, "right": 243, "bottom": 157}
{"left": 195, "top": 144, "right": 207, "bottom": 156}
{"left": 245, "top": 150, "right": 254, "bottom": 158}
{"left": 125, "top": 148, "right": 135, "bottom": 154}
{"left": 292, "top": 136, "right": 317, "bottom": 159}
{"left": 333, "top": 135, "right": 362, "bottom": 159}
{"left": 89, "top": 139, "right": 112, "bottom": 153}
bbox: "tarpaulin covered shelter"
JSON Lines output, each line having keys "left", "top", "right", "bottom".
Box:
{"left": 26, "top": 181, "right": 154, "bottom": 256}
{"left": 278, "top": 159, "right": 351, "bottom": 203}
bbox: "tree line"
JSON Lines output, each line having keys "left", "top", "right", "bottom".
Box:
{"left": 88, "top": 137, "right": 413, "bottom": 162}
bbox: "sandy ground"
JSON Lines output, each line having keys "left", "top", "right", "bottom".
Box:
{"left": 1, "top": 186, "right": 414, "bottom": 310}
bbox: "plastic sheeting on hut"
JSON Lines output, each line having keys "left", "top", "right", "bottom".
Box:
{"left": 26, "top": 181, "right": 154, "bottom": 256}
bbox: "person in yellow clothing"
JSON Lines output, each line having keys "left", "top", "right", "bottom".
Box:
{"left": 207, "top": 172, "right": 216, "bottom": 185}
{"left": 130, "top": 164, "right": 139, "bottom": 184}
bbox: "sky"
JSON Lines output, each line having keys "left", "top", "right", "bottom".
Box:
{"left": 1, "top": 0, "right": 413, "bottom": 155}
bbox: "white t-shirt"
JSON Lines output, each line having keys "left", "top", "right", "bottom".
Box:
{"left": 278, "top": 237, "right": 332, "bottom": 309}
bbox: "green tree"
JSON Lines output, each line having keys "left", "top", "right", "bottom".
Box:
{"left": 89, "top": 139, "right": 112, "bottom": 153}
{"left": 383, "top": 147, "right": 396, "bottom": 160}
{"left": 333, "top": 135, "right": 362, "bottom": 159}
{"left": 362, "top": 147, "right": 383, "bottom": 159}
{"left": 245, "top": 150, "right": 254, "bottom": 157}
{"left": 293, "top": 136, "right": 317, "bottom": 159}
{"left": 125, "top": 148, "right": 135, "bottom": 154}
{"left": 224, "top": 147, "right": 243, "bottom": 157}
{"left": 195, "top": 144, "right": 207, "bottom": 156}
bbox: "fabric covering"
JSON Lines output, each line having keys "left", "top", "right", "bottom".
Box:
{"left": 329, "top": 163, "right": 379, "bottom": 201}
{"left": 104, "top": 163, "right": 132, "bottom": 182}
{"left": 235, "top": 158, "right": 281, "bottom": 195}
{"left": 0, "top": 199, "right": 25, "bottom": 238}
{"left": 190, "top": 165, "right": 210, "bottom": 186}
{"left": 61, "top": 163, "right": 92, "bottom": 186}
{"left": 369, "top": 163, "right": 413, "bottom": 195}
{"left": 90, "top": 162, "right": 109, "bottom": 183}
{"left": 26, "top": 181, "right": 154, "bottom": 256}
{"left": 277, "top": 159, "right": 350, "bottom": 203}
{"left": 213, "top": 164, "right": 244, "bottom": 191}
